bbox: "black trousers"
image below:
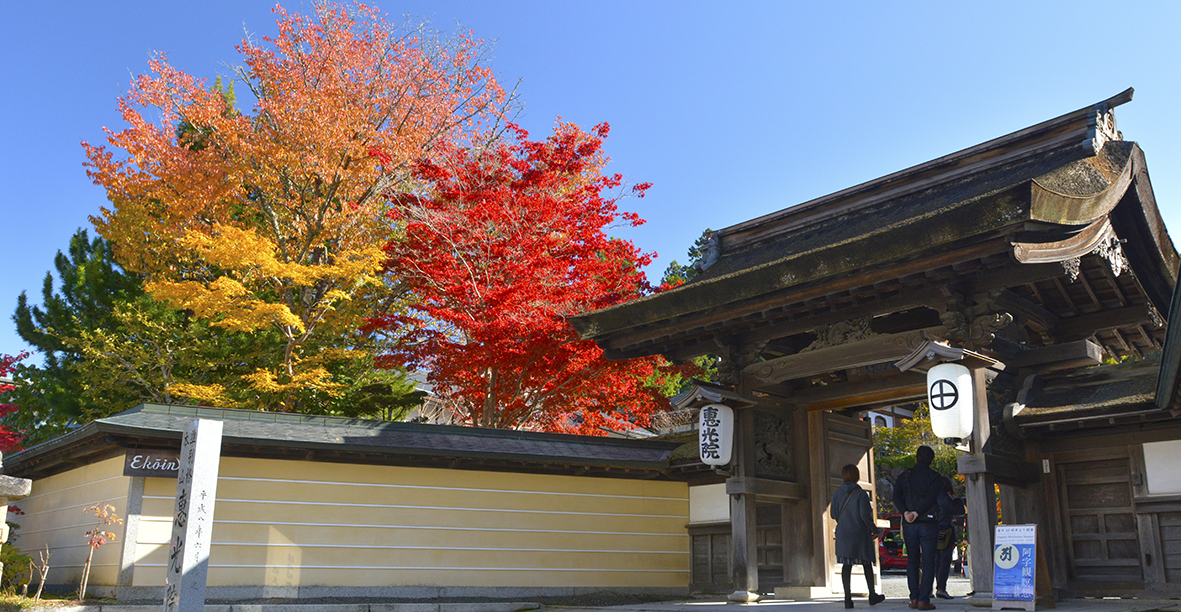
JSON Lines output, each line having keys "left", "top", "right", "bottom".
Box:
{"left": 903, "top": 522, "right": 939, "bottom": 603}
{"left": 936, "top": 527, "right": 957, "bottom": 591}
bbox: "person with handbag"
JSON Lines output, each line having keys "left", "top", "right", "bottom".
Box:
{"left": 935, "top": 476, "right": 966, "bottom": 599}
{"left": 831, "top": 463, "right": 885, "bottom": 608}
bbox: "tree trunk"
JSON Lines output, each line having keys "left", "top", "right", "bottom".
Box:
{"left": 78, "top": 548, "right": 94, "bottom": 600}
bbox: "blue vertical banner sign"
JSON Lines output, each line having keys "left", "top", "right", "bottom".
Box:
{"left": 993, "top": 524, "right": 1037, "bottom": 610}
{"left": 163, "top": 419, "right": 224, "bottom": 612}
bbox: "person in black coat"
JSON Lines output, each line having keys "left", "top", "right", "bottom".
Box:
{"left": 892, "top": 445, "right": 942, "bottom": 610}
{"left": 935, "top": 476, "right": 966, "bottom": 599}
{"left": 831, "top": 463, "right": 885, "bottom": 608}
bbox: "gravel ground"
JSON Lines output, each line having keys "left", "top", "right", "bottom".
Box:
{"left": 880, "top": 569, "right": 973, "bottom": 600}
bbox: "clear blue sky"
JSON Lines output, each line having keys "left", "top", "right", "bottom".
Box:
{"left": 3, "top": 1, "right": 1181, "bottom": 358}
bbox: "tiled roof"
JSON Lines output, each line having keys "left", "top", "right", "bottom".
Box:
{"left": 3, "top": 404, "right": 681, "bottom": 479}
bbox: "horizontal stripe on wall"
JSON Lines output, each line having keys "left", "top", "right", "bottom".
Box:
{"left": 135, "top": 517, "right": 688, "bottom": 537}
{"left": 38, "top": 564, "right": 120, "bottom": 574}
{"left": 17, "top": 496, "right": 129, "bottom": 536}
{"left": 21, "top": 475, "right": 126, "bottom": 502}
{"left": 141, "top": 495, "right": 685, "bottom": 519}
{"left": 216, "top": 476, "right": 685, "bottom": 501}
{"left": 131, "top": 541, "right": 688, "bottom": 555}
{"left": 136, "top": 563, "right": 689, "bottom": 573}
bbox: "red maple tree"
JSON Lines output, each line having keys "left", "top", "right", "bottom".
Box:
{"left": 0, "top": 353, "right": 28, "bottom": 451}
{"left": 369, "top": 122, "right": 681, "bottom": 434}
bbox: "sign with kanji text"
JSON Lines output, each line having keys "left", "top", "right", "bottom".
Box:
{"left": 993, "top": 524, "right": 1036, "bottom": 607}
{"left": 162, "top": 419, "right": 223, "bottom": 612}
{"left": 698, "top": 403, "right": 733, "bottom": 466}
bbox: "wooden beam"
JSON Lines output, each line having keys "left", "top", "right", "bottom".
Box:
{"left": 725, "top": 476, "right": 807, "bottom": 500}
{"left": 966, "top": 262, "right": 1070, "bottom": 296}
{"left": 764, "top": 372, "right": 928, "bottom": 411}
{"left": 1007, "top": 339, "right": 1103, "bottom": 371}
{"left": 744, "top": 326, "right": 946, "bottom": 386}
{"left": 804, "top": 385, "right": 928, "bottom": 412}
{"left": 733, "top": 288, "right": 950, "bottom": 349}
{"left": 1057, "top": 304, "right": 1161, "bottom": 341}
{"left": 957, "top": 453, "right": 1040, "bottom": 486}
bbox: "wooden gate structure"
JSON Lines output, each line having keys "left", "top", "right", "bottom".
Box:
{"left": 572, "top": 88, "right": 1181, "bottom": 599}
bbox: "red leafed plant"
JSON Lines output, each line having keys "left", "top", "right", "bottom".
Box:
{"left": 79, "top": 504, "right": 122, "bottom": 600}
{"left": 369, "top": 121, "right": 683, "bottom": 434}
{"left": 0, "top": 353, "right": 28, "bottom": 452}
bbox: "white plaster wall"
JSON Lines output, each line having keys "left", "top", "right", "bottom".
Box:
{"left": 688, "top": 483, "right": 729, "bottom": 523}
{"left": 1144, "top": 440, "right": 1181, "bottom": 494}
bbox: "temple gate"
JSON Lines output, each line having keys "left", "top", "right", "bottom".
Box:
{"left": 573, "top": 88, "right": 1181, "bottom": 600}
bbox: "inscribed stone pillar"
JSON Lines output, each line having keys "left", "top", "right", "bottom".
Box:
{"left": 0, "top": 453, "right": 33, "bottom": 581}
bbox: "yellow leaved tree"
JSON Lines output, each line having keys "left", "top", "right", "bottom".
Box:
{"left": 84, "top": 3, "right": 507, "bottom": 410}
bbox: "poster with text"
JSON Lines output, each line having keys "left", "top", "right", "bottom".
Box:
{"left": 993, "top": 524, "right": 1036, "bottom": 602}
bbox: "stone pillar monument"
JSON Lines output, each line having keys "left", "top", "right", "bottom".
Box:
{"left": 0, "top": 452, "right": 34, "bottom": 579}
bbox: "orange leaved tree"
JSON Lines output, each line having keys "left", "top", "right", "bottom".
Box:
{"left": 78, "top": 504, "right": 122, "bottom": 600}
{"left": 84, "top": 3, "right": 507, "bottom": 410}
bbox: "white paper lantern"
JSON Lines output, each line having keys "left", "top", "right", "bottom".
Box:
{"left": 927, "top": 363, "right": 974, "bottom": 440}
{"left": 698, "top": 403, "right": 734, "bottom": 465}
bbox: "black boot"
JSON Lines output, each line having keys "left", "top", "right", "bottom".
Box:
{"left": 863, "top": 563, "right": 884, "bottom": 605}
{"left": 842, "top": 564, "right": 854, "bottom": 608}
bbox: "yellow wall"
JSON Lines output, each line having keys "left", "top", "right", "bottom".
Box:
{"left": 15, "top": 456, "right": 130, "bottom": 588}
{"left": 132, "top": 458, "right": 689, "bottom": 589}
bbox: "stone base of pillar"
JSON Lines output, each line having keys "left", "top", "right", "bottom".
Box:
{"left": 966, "top": 593, "right": 994, "bottom": 607}
{"left": 728, "top": 590, "right": 763, "bottom": 603}
{"left": 773, "top": 585, "right": 838, "bottom": 599}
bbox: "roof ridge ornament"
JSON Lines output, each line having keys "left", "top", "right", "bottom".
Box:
{"left": 693, "top": 231, "right": 721, "bottom": 273}
{"left": 1084, "top": 102, "right": 1124, "bottom": 155}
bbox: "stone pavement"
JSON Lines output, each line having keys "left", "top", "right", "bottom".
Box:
{"left": 555, "top": 595, "right": 1181, "bottom": 612}
{"left": 26, "top": 597, "right": 1181, "bottom": 612}
{"left": 27, "top": 603, "right": 542, "bottom": 612}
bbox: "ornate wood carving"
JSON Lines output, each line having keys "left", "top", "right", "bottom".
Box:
{"left": 1061, "top": 258, "right": 1081, "bottom": 281}
{"left": 941, "top": 311, "right": 970, "bottom": 343}
{"left": 1095, "top": 233, "right": 1130, "bottom": 277}
{"left": 753, "top": 412, "right": 794, "bottom": 480}
{"left": 969, "top": 312, "right": 1014, "bottom": 347}
{"left": 714, "top": 341, "right": 767, "bottom": 386}
{"left": 1084, "top": 106, "right": 1123, "bottom": 154}
{"left": 799, "top": 317, "right": 876, "bottom": 353}
{"left": 940, "top": 309, "right": 1013, "bottom": 348}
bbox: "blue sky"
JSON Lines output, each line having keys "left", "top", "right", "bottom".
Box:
{"left": 2, "top": 1, "right": 1181, "bottom": 358}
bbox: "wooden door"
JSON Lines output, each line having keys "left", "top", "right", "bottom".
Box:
{"left": 689, "top": 524, "right": 731, "bottom": 593}
{"left": 1057, "top": 452, "right": 1144, "bottom": 589}
{"left": 821, "top": 412, "right": 880, "bottom": 593}
{"left": 757, "top": 502, "right": 786, "bottom": 589}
